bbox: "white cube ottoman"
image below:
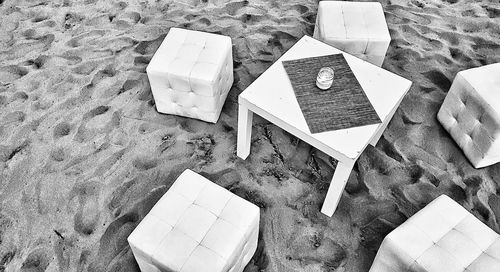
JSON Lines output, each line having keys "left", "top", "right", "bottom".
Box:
{"left": 370, "top": 195, "right": 500, "bottom": 272}
{"left": 127, "top": 169, "right": 259, "bottom": 272}
{"left": 313, "top": 1, "right": 390, "bottom": 67}
{"left": 437, "top": 63, "right": 500, "bottom": 168}
{"left": 146, "top": 28, "right": 234, "bottom": 123}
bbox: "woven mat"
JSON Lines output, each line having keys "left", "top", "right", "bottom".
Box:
{"left": 282, "top": 54, "right": 381, "bottom": 134}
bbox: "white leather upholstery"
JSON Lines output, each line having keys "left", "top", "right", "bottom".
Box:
{"left": 147, "top": 28, "right": 234, "bottom": 123}
{"left": 128, "top": 169, "right": 260, "bottom": 272}
{"left": 370, "top": 195, "right": 500, "bottom": 272}
{"left": 313, "top": 1, "right": 390, "bottom": 67}
{"left": 438, "top": 63, "right": 500, "bottom": 168}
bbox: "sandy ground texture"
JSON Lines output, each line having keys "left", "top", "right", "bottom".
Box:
{"left": 1, "top": 0, "right": 500, "bottom": 271}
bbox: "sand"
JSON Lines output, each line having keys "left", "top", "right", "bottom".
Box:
{"left": 0, "top": 0, "right": 499, "bottom": 271}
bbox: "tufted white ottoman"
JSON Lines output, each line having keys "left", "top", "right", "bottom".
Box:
{"left": 146, "top": 28, "right": 234, "bottom": 123}
{"left": 437, "top": 63, "right": 500, "bottom": 168}
{"left": 127, "top": 169, "right": 260, "bottom": 272}
{"left": 369, "top": 195, "right": 500, "bottom": 272}
{"left": 313, "top": 1, "right": 390, "bottom": 67}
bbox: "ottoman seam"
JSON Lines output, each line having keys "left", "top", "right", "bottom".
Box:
{"left": 187, "top": 37, "right": 208, "bottom": 94}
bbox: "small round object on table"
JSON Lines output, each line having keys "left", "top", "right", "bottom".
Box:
{"left": 316, "top": 67, "right": 335, "bottom": 90}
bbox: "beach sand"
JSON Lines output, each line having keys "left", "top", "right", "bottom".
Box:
{"left": 0, "top": 0, "right": 499, "bottom": 271}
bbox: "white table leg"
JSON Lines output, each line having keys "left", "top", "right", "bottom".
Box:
{"left": 237, "top": 103, "right": 253, "bottom": 159}
{"left": 321, "top": 160, "right": 355, "bottom": 217}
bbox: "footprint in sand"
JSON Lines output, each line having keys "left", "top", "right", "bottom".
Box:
{"left": 89, "top": 187, "right": 167, "bottom": 271}
{"left": 108, "top": 178, "right": 138, "bottom": 217}
{"left": 0, "top": 141, "right": 29, "bottom": 163}
{"left": 83, "top": 105, "right": 110, "bottom": 121}
{"left": 91, "top": 66, "right": 117, "bottom": 85}
{"left": 291, "top": 4, "right": 309, "bottom": 14}
{"left": 74, "top": 105, "right": 120, "bottom": 143}
{"left": 119, "top": 11, "right": 141, "bottom": 24}
{"left": 0, "top": 95, "right": 7, "bottom": 107}
{"left": 118, "top": 78, "right": 141, "bottom": 95}
{"left": 0, "top": 250, "right": 16, "bottom": 270}
{"left": 132, "top": 157, "right": 159, "bottom": 171}
{"left": 53, "top": 122, "right": 71, "bottom": 139}
{"left": 25, "top": 55, "right": 48, "bottom": 69}
{"left": 22, "top": 29, "right": 37, "bottom": 39}
{"left": 134, "top": 35, "right": 165, "bottom": 56}
{"left": 71, "top": 181, "right": 101, "bottom": 236}
{"left": 422, "top": 70, "right": 452, "bottom": 91}
{"left": 92, "top": 148, "right": 126, "bottom": 177}
{"left": 20, "top": 247, "right": 50, "bottom": 272}
{"left": 484, "top": 6, "right": 500, "bottom": 18}
{"left": 31, "top": 14, "right": 49, "bottom": 23}
{"left": 132, "top": 56, "right": 150, "bottom": 73}
{"left": 64, "top": 12, "right": 85, "bottom": 30}
{"left": 224, "top": 1, "right": 249, "bottom": 16}
{"left": 72, "top": 61, "right": 100, "bottom": 76}
{"left": 2, "top": 111, "right": 26, "bottom": 125}
{"left": 50, "top": 147, "right": 66, "bottom": 162}
{"left": 10, "top": 92, "right": 28, "bottom": 103}
{"left": 0, "top": 65, "right": 28, "bottom": 82}
{"left": 59, "top": 52, "right": 82, "bottom": 66}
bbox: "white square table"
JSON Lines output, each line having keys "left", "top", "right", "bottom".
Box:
{"left": 237, "top": 36, "right": 412, "bottom": 217}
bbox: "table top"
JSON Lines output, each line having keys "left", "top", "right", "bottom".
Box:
{"left": 239, "top": 35, "right": 412, "bottom": 160}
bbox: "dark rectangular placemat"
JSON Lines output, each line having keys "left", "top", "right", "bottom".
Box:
{"left": 282, "top": 54, "right": 381, "bottom": 134}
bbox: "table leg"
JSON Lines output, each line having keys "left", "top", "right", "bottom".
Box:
{"left": 237, "top": 103, "right": 253, "bottom": 159}
{"left": 321, "top": 160, "right": 355, "bottom": 217}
